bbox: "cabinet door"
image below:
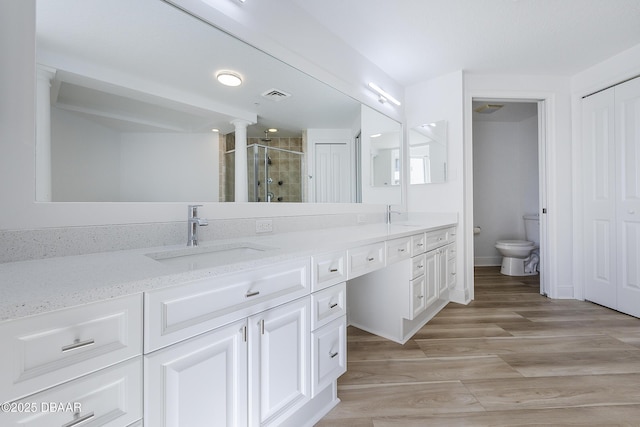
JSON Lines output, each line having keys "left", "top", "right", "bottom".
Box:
{"left": 409, "top": 275, "right": 427, "bottom": 319}
{"left": 311, "top": 316, "right": 346, "bottom": 397}
{"left": 438, "top": 248, "right": 448, "bottom": 295}
{"left": 615, "top": 77, "right": 640, "bottom": 317}
{"left": 249, "top": 297, "right": 310, "bottom": 426}
{"left": 424, "top": 250, "right": 438, "bottom": 306}
{"left": 144, "top": 320, "right": 248, "bottom": 427}
{"left": 582, "top": 88, "right": 617, "bottom": 308}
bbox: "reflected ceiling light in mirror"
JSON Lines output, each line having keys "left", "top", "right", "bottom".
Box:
{"left": 367, "top": 82, "right": 401, "bottom": 106}
{"left": 370, "top": 133, "right": 382, "bottom": 138}
{"left": 267, "top": 128, "right": 278, "bottom": 133}
{"left": 216, "top": 70, "right": 243, "bottom": 87}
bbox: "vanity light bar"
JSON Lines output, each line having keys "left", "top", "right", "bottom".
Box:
{"left": 367, "top": 82, "right": 401, "bottom": 106}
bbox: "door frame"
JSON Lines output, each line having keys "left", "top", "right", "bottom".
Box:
{"left": 464, "top": 91, "right": 555, "bottom": 300}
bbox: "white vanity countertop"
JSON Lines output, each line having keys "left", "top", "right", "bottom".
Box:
{"left": 0, "top": 217, "right": 456, "bottom": 322}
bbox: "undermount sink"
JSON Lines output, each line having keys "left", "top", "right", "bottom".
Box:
{"left": 146, "top": 242, "right": 277, "bottom": 270}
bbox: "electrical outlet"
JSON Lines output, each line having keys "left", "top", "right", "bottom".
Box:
{"left": 255, "top": 219, "right": 273, "bottom": 234}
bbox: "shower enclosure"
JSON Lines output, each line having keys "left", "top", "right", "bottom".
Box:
{"left": 224, "top": 143, "right": 304, "bottom": 203}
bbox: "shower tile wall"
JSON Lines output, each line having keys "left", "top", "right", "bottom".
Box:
{"left": 248, "top": 137, "right": 304, "bottom": 203}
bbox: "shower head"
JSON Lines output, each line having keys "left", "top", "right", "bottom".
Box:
{"left": 261, "top": 130, "right": 271, "bottom": 142}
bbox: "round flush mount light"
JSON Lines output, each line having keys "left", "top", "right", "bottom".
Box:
{"left": 267, "top": 128, "right": 278, "bottom": 133}
{"left": 216, "top": 71, "right": 243, "bottom": 87}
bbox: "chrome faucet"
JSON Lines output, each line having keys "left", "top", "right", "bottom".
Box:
{"left": 386, "top": 204, "right": 401, "bottom": 224}
{"left": 187, "top": 205, "right": 208, "bottom": 246}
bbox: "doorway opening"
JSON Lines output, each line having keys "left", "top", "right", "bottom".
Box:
{"left": 471, "top": 98, "right": 548, "bottom": 296}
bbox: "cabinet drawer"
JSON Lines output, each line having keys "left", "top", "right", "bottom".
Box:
{"left": 347, "top": 242, "right": 385, "bottom": 279}
{"left": 425, "top": 228, "right": 450, "bottom": 251}
{"left": 0, "top": 294, "right": 142, "bottom": 403}
{"left": 411, "top": 233, "right": 427, "bottom": 256}
{"left": 312, "top": 250, "right": 347, "bottom": 292}
{"left": 3, "top": 357, "right": 142, "bottom": 427}
{"left": 311, "top": 282, "right": 346, "bottom": 330}
{"left": 311, "top": 316, "right": 346, "bottom": 397}
{"left": 411, "top": 254, "right": 426, "bottom": 280}
{"left": 145, "top": 258, "right": 310, "bottom": 352}
{"left": 386, "top": 237, "right": 412, "bottom": 265}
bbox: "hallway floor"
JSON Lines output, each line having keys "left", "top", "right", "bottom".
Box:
{"left": 316, "top": 266, "right": 640, "bottom": 426}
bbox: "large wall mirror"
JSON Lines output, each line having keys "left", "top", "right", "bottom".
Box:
{"left": 409, "top": 120, "right": 447, "bottom": 185}
{"left": 35, "top": 0, "right": 401, "bottom": 205}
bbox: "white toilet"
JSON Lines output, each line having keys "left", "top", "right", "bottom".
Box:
{"left": 495, "top": 214, "right": 540, "bottom": 276}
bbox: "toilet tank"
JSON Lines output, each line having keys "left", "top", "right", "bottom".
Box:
{"left": 523, "top": 214, "right": 540, "bottom": 246}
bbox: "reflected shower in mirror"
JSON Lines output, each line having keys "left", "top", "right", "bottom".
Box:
{"left": 409, "top": 120, "right": 448, "bottom": 184}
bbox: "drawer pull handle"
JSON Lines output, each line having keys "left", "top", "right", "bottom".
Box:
{"left": 246, "top": 290, "right": 260, "bottom": 298}
{"left": 398, "top": 248, "right": 406, "bottom": 252}
{"left": 62, "top": 412, "right": 94, "bottom": 427}
{"left": 367, "top": 257, "right": 375, "bottom": 261}
{"left": 418, "top": 264, "right": 424, "bottom": 269}
{"left": 61, "top": 339, "right": 95, "bottom": 353}
{"left": 417, "top": 243, "right": 424, "bottom": 247}
{"left": 451, "top": 272, "right": 457, "bottom": 276}
{"left": 329, "top": 302, "right": 339, "bottom": 309}
{"left": 417, "top": 295, "right": 424, "bottom": 299}
{"left": 329, "top": 268, "right": 339, "bottom": 273}
{"left": 260, "top": 319, "right": 265, "bottom": 335}
{"left": 329, "top": 351, "right": 339, "bottom": 359}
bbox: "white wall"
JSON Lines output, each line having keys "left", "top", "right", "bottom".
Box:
{"left": 120, "top": 133, "right": 218, "bottom": 202}
{"left": 51, "top": 108, "right": 121, "bottom": 201}
{"left": 473, "top": 115, "right": 539, "bottom": 266}
{"left": 405, "top": 70, "right": 466, "bottom": 302}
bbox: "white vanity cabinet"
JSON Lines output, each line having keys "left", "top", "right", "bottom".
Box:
{"left": 0, "top": 294, "right": 143, "bottom": 427}
{"left": 348, "top": 227, "right": 456, "bottom": 344}
{"left": 143, "top": 259, "right": 321, "bottom": 427}
{"left": 145, "top": 297, "right": 311, "bottom": 427}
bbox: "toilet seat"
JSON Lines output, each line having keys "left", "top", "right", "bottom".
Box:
{"left": 496, "top": 239, "right": 534, "bottom": 248}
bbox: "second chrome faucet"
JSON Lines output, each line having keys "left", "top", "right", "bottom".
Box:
{"left": 187, "top": 204, "right": 208, "bottom": 246}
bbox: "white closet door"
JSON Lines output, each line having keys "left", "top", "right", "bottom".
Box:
{"left": 582, "top": 88, "right": 617, "bottom": 308}
{"left": 314, "top": 144, "right": 350, "bottom": 203}
{"left": 615, "top": 77, "right": 640, "bottom": 317}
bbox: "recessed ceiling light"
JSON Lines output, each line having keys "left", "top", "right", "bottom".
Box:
{"left": 216, "top": 71, "right": 243, "bottom": 87}
{"left": 211, "top": 128, "right": 220, "bottom": 132}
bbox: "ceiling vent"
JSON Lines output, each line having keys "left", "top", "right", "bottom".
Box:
{"left": 474, "top": 103, "right": 504, "bottom": 114}
{"left": 261, "top": 88, "right": 292, "bottom": 102}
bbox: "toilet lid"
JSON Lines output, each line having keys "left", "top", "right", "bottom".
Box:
{"left": 496, "top": 240, "right": 533, "bottom": 247}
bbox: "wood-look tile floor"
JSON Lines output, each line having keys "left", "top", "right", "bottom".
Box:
{"left": 316, "top": 267, "right": 640, "bottom": 426}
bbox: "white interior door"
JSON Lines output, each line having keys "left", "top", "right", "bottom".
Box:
{"left": 615, "top": 77, "right": 640, "bottom": 317}
{"left": 582, "top": 87, "right": 617, "bottom": 308}
{"left": 314, "top": 144, "right": 350, "bottom": 203}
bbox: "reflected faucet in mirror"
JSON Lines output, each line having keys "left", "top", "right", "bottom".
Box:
{"left": 187, "top": 205, "right": 208, "bottom": 246}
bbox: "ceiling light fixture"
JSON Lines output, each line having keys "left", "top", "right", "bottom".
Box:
{"left": 367, "top": 82, "right": 401, "bottom": 106}
{"left": 216, "top": 71, "right": 243, "bottom": 87}
{"left": 370, "top": 133, "right": 382, "bottom": 138}
{"left": 267, "top": 128, "right": 278, "bottom": 133}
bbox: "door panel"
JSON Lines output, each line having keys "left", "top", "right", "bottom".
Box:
{"left": 582, "top": 88, "right": 617, "bottom": 308}
{"left": 615, "top": 77, "right": 640, "bottom": 317}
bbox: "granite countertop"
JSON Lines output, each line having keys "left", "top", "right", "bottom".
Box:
{"left": 0, "top": 217, "right": 456, "bottom": 322}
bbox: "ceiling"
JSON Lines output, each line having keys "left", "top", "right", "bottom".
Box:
{"left": 291, "top": 0, "right": 640, "bottom": 86}
{"left": 472, "top": 101, "right": 538, "bottom": 122}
